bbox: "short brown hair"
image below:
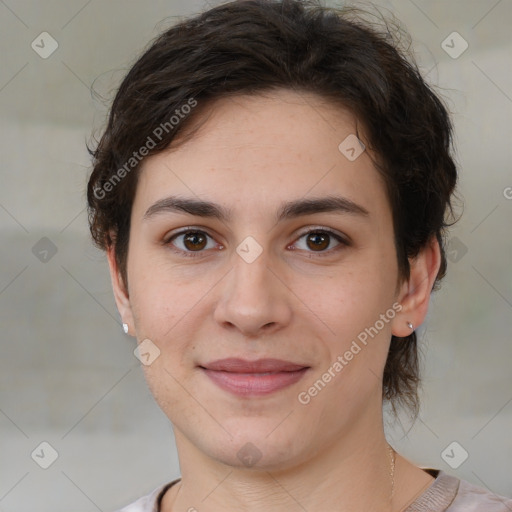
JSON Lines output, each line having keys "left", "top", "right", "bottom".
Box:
{"left": 87, "top": 0, "right": 459, "bottom": 415}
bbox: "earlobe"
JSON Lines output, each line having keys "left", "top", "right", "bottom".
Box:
{"left": 391, "top": 236, "right": 442, "bottom": 338}
{"left": 106, "top": 246, "right": 134, "bottom": 335}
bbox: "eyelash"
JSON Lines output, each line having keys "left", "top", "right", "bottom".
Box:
{"left": 164, "top": 227, "right": 349, "bottom": 258}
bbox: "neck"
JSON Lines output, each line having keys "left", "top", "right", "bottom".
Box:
{"left": 164, "top": 410, "right": 396, "bottom": 512}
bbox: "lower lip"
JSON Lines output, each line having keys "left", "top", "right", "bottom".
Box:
{"left": 201, "top": 368, "right": 309, "bottom": 396}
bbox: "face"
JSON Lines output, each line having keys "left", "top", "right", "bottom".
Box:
{"left": 114, "top": 89, "right": 410, "bottom": 470}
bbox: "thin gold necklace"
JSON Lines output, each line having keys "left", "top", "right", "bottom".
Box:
{"left": 389, "top": 444, "right": 396, "bottom": 505}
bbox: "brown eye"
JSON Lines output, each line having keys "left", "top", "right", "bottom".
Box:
{"left": 306, "top": 232, "right": 330, "bottom": 251}
{"left": 291, "top": 228, "right": 347, "bottom": 255}
{"left": 166, "top": 229, "right": 217, "bottom": 256}
{"left": 183, "top": 231, "right": 207, "bottom": 251}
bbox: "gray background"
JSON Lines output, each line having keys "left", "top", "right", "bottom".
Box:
{"left": 0, "top": 0, "right": 511, "bottom": 510}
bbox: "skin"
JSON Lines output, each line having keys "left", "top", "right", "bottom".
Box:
{"left": 108, "top": 89, "right": 440, "bottom": 511}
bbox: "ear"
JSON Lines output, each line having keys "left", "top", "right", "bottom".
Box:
{"left": 107, "top": 245, "right": 135, "bottom": 336}
{"left": 391, "top": 235, "right": 442, "bottom": 337}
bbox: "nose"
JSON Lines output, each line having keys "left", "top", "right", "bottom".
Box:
{"left": 213, "top": 246, "right": 293, "bottom": 338}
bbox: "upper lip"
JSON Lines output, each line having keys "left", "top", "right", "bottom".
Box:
{"left": 200, "top": 358, "right": 308, "bottom": 373}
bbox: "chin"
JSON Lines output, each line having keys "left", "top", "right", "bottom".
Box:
{"left": 198, "top": 421, "right": 311, "bottom": 471}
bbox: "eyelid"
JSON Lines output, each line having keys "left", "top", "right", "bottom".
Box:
{"left": 164, "top": 226, "right": 217, "bottom": 243}
{"left": 293, "top": 225, "right": 350, "bottom": 244}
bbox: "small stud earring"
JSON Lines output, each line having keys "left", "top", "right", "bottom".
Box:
{"left": 407, "top": 321, "right": 413, "bottom": 330}
{"left": 122, "top": 323, "right": 129, "bottom": 334}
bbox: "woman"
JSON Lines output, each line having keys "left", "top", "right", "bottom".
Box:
{"left": 87, "top": 1, "right": 511, "bottom": 510}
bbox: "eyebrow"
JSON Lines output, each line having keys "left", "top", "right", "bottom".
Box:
{"left": 143, "top": 195, "right": 370, "bottom": 223}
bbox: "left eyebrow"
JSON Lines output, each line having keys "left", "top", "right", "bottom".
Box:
{"left": 142, "top": 195, "right": 369, "bottom": 222}
{"left": 276, "top": 195, "right": 369, "bottom": 222}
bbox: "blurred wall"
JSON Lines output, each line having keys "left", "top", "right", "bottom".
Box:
{"left": 0, "top": 1, "right": 511, "bottom": 510}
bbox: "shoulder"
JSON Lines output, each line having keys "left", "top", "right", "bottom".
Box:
{"left": 406, "top": 469, "right": 512, "bottom": 512}
{"left": 448, "top": 475, "right": 512, "bottom": 511}
{"left": 114, "top": 479, "right": 180, "bottom": 512}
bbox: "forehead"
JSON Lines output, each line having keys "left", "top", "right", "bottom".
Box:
{"left": 134, "top": 89, "right": 390, "bottom": 223}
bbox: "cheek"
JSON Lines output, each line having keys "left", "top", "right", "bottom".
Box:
{"left": 298, "top": 264, "right": 390, "bottom": 333}
{"left": 298, "top": 259, "right": 397, "bottom": 382}
{"left": 128, "top": 273, "right": 203, "bottom": 419}
{"left": 127, "top": 257, "right": 213, "bottom": 403}
{"left": 127, "top": 243, "right": 195, "bottom": 331}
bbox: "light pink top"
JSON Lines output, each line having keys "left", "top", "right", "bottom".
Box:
{"left": 117, "top": 469, "right": 512, "bottom": 511}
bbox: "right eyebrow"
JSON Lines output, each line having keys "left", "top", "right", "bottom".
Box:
{"left": 143, "top": 196, "right": 232, "bottom": 222}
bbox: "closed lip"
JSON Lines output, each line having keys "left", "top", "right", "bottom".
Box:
{"left": 199, "top": 358, "right": 309, "bottom": 373}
